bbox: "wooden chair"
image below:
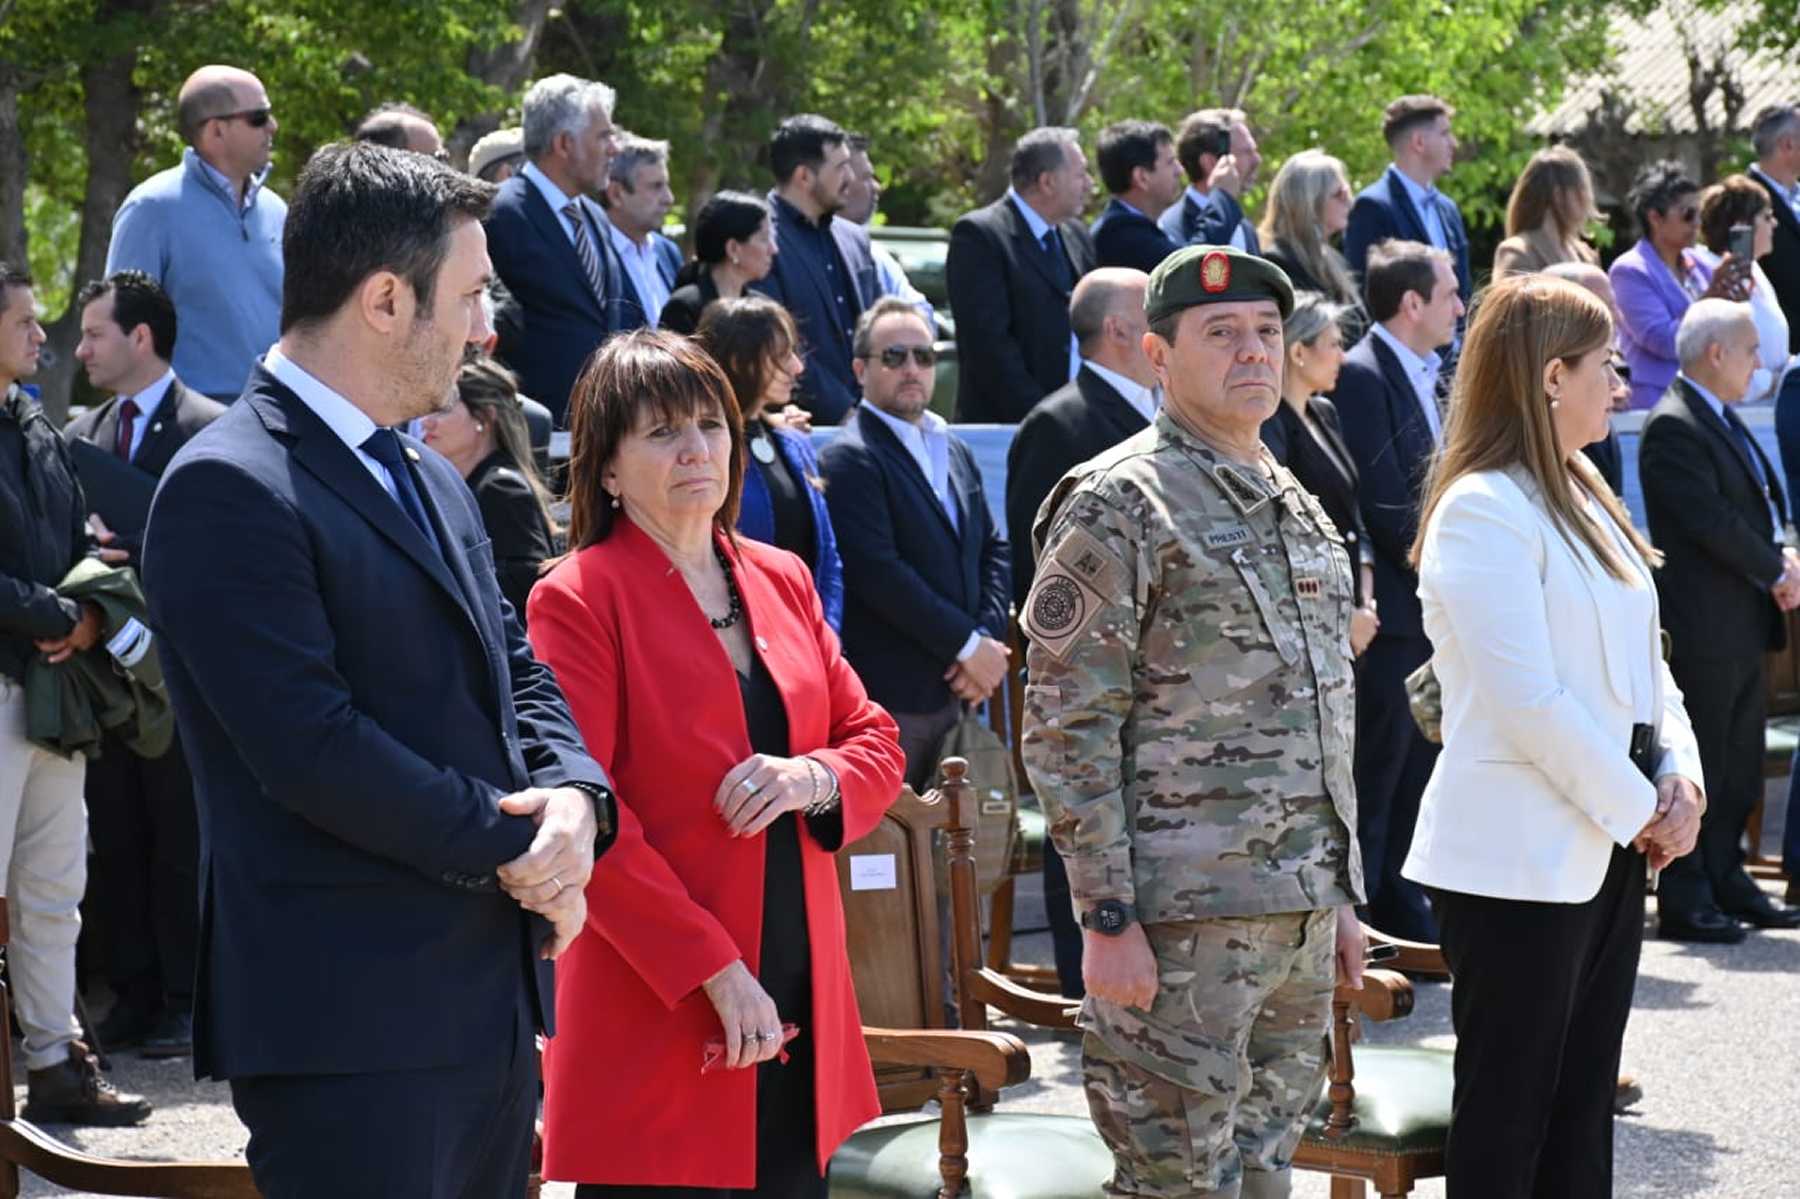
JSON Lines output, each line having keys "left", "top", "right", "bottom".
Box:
{"left": 1289, "top": 931, "right": 1452, "bottom": 1199}
{"left": 830, "top": 763, "right": 1113, "bottom": 1198}
{"left": 0, "top": 898, "right": 261, "bottom": 1198}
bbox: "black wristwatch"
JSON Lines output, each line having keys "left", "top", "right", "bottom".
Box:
{"left": 1079, "top": 900, "right": 1137, "bottom": 936}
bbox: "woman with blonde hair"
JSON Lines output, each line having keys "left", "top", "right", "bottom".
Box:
{"left": 1259, "top": 149, "right": 1367, "bottom": 336}
{"left": 1403, "top": 275, "right": 1704, "bottom": 1197}
{"left": 1493, "top": 146, "right": 1602, "bottom": 278}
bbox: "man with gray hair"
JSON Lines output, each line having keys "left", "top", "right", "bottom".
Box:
{"left": 106, "top": 64, "right": 285, "bottom": 400}
{"left": 946, "top": 126, "right": 1097, "bottom": 422}
{"left": 1749, "top": 103, "right": 1800, "bottom": 348}
{"left": 483, "top": 73, "right": 637, "bottom": 425}
{"left": 601, "top": 133, "right": 681, "bottom": 326}
{"left": 1642, "top": 297, "right": 1800, "bottom": 941}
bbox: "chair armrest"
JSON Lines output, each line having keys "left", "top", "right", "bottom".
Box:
{"left": 862, "top": 1026, "right": 1032, "bottom": 1091}
{"left": 963, "top": 968, "right": 1081, "bottom": 1030}
{"left": 1337, "top": 968, "right": 1414, "bottom": 1023}
{"left": 1366, "top": 928, "right": 1450, "bottom": 979}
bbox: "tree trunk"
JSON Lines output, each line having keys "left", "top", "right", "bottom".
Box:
{"left": 0, "top": 70, "right": 26, "bottom": 268}
{"left": 447, "top": 0, "right": 555, "bottom": 168}
{"left": 37, "top": 37, "right": 143, "bottom": 421}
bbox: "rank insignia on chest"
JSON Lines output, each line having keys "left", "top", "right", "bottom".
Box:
{"left": 1295, "top": 576, "right": 1323, "bottom": 599}
{"left": 1214, "top": 462, "right": 1271, "bottom": 515}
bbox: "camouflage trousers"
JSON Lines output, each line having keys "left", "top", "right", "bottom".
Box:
{"left": 1080, "top": 909, "right": 1337, "bottom": 1198}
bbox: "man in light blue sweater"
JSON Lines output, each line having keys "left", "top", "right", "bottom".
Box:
{"left": 105, "top": 65, "right": 285, "bottom": 401}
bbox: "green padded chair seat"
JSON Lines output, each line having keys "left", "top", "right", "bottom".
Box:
{"left": 1010, "top": 802, "right": 1046, "bottom": 875}
{"left": 1301, "top": 1046, "right": 1453, "bottom": 1155}
{"left": 832, "top": 1113, "right": 1111, "bottom": 1198}
{"left": 1765, "top": 716, "right": 1800, "bottom": 778}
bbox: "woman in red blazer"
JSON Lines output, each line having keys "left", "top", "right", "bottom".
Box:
{"left": 526, "top": 330, "right": 904, "bottom": 1195}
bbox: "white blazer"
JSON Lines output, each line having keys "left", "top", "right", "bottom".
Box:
{"left": 1402, "top": 468, "right": 1704, "bottom": 903}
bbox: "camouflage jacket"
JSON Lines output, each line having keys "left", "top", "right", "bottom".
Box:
{"left": 1020, "top": 409, "right": 1364, "bottom": 922}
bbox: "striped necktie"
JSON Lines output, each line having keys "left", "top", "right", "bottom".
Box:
{"left": 562, "top": 201, "right": 609, "bottom": 306}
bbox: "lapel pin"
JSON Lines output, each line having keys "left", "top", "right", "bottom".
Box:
{"left": 755, "top": 636, "right": 769, "bottom": 651}
{"left": 150, "top": 421, "right": 163, "bottom": 434}
{"left": 404, "top": 446, "right": 421, "bottom": 462}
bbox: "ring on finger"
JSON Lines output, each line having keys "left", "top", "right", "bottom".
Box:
{"left": 738, "top": 776, "right": 761, "bottom": 795}
{"left": 550, "top": 875, "right": 565, "bottom": 897}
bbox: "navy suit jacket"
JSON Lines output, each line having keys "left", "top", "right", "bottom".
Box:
{"left": 485, "top": 174, "right": 646, "bottom": 426}
{"left": 1343, "top": 166, "right": 1471, "bottom": 300}
{"left": 945, "top": 196, "right": 1097, "bottom": 424}
{"left": 142, "top": 367, "right": 611, "bottom": 1081}
{"left": 750, "top": 194, "right": 879, "bottom": 425}
{"left": 1329, "top": 331, "right": 1437, "bottom": 637}
{"left": 820, "top": 404, "right": 1010, "bottom": 713}
{"left": 1092, "top": 197, "right": 1181, "bottom": 273}
{"left": 1156, "top": 188, "right": 1261, "bottom": 253}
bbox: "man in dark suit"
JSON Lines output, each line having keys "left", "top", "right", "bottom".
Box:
{"left": 1090, "top": 121, "right": 1184, "bottom": 273}
{"left": 1157, "top": 108, "right": 1263, "bottom": 252}
{"left": 142, "top": 142, "right": 613, "bottom": 1197}
{"left": 750, "top": 114, "right": 879, "bottom": 425}
{"left": 602, "top": 132, "right": 683, "bottom": 329}
{"left": 1344, "top": 95, "right": 1471, "bottom": 305}
{"left": 1749, "top": 103, "right": 1800, "bottom": 350}
{"left": 67, "top": 271, "right": 224, "bottom": 1060}
{"left": 1330, "top": 240, "right": 1463, "bottom": 943}
{"left": 822, "top": 298, "right": 1011, "bottom": 787}
{"left": 1003, "top": 266, "right": 1154, "bottom": 998}
{"left": 946, "top": 127, "right": 1097, "bottom": 424}
{"left": 484, "top": 73, "right": 641, "bottom": 426}
{"left": 1641, "top": 299, "right": 1800, "bottom": 941}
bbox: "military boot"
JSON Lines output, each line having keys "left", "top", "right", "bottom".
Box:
{"left": 22, "top": 1041, "right": 153, "bottom": 1126}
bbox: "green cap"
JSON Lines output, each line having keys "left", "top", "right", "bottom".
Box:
{"left": 1145, "top": 244, "right": 1295, "bottom": 323}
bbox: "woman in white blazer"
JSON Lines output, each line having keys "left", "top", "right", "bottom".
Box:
{"left": 1403, "top": 275, "right": 1705, "bottom": 1198}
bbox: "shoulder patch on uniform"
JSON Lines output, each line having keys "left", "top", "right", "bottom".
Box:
{"left": 1054, "top": 524, "right": 1129, "bottom": 601}
{"left": 1023, "top": 567, "right": 1103, "bottom": 662}
{"left": 1202, "top": 524, "right": 1253, "bottom": 551}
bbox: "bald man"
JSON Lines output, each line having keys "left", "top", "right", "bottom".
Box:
{"left": 1004, "top": 266, "right": 1157, "bottom": 997}
{"left": 353, "top": 103, "right": 445, "bottom": 159}
{"left": 106, "top": 65, "right": 285, "bottom": 400}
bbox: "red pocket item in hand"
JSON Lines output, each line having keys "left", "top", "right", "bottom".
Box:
{"left": 701, "top": 1023, "right": 801, "bottom": 1073}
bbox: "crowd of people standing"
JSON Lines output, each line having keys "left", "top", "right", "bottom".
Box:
{"left": 0, "top": 53, "right": 1799, "bottom": 1199}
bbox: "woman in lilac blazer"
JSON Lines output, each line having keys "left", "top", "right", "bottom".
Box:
{"left": 1610, "top": 160, "right": 1750, "bottom": 409}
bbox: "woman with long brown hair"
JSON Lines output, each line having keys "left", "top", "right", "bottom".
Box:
{"left": 1401, "top": 275, "right": 1704, "bottom": 1196}
{"left": 1492, "top": 146, "right": 1601, "bottom": 278}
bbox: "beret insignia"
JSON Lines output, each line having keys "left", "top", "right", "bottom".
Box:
{"left": 1200, "top": 250, "right": 1231, "bottom": 294}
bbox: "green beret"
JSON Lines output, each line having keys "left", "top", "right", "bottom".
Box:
{"left": 1145, "top": 244, "right": 1295, "bottom": 323}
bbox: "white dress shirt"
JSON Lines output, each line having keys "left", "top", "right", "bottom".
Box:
{"left": 1007, "top": 188, "right": 1082, "bottom": 384}
{"left": 607, "top": 220, "right": 671, "bottom": 326}
{"left": 1081, "top": 359, "right": 1159, "bottom": 424}
{"left": 1370, "top": 322, "right": 1443, "bottom": 443}
{"left": 116, "top": 368, "right": 176, "bottom": 461}
{"left": 264, "top": 348, "right": 397, "bottom": 501}
{"left": 860, "top": 400, "right": 985, "bottom": 661}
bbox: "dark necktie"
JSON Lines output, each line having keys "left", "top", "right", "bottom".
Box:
{"left": 562, "top": 201, "right": 609, "bottom": 307}
{"left": 114, "top": 397, "right": 139, "bottom": 461}
{"left": 359, "top": 429, "right": 440, "bottom": 553}
{"left": 1041, "top": 227, "right": 1074, "bottom": 292}
{"left": 1722, "top": 404, "right": 1784, "bottom": 526}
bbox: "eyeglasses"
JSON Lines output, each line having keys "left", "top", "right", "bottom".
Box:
{"left": 215, "top": 107, "right": 273, "bottom": 128}
{"left": 1672, "top": 206, "right": 1699, "bottom": 223}
{"left": 867, "top": 344, "right": 937, "bottom": 369}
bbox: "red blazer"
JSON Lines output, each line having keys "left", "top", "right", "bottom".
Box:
{"left": 527, "top": 518, "right": 904, "bottom": 1186}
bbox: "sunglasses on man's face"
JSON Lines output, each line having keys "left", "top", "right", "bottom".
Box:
{"left": 217, "top": 107, "right": 273, "bottom": 129}
{"left": 871, "top": 344, "right": 937, "bottom": 369}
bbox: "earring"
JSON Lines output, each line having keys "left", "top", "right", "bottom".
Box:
{"left": 610, "top": 494, "right": 621, "bottom": 510}
{"left": 731, "top": 254, "right": 741, "bottom": 266}
{"left": 473, "top": 422, "right": 483, "bottom": 433}
{"left": 1549, "top": 396, "right": 1561, "bottom": 409}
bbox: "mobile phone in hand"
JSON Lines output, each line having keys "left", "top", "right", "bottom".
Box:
{"left": 1729, "top": 223, "right": 1754, "bottom": 263}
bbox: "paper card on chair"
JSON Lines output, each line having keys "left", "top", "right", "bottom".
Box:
{"left": 849, "top": 853, "right": 898, "bottom": 891}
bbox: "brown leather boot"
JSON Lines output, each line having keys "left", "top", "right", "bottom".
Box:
{"left": 22, "top": 1041, "right": 153, "bottom": 1126}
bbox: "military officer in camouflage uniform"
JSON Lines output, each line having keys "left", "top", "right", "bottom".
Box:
{"left": 1020, "top": 245, "right": 1367, "bottom": 1199}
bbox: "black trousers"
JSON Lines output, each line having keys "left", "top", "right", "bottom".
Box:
{"left": 81, "top": 727, "right": 200, "bottom": 1011}
{"left": 1658, "top": 650, "right": 1766, "bottom": 917}
{"left": 1431, "top": 844, "right": 1645, "bottom": 1199}
{"left": 1353, "top": 632, "right": 1440, "bottom": 941}
{"left": 229, "top": 1000, "right": 537, "bottom": 1199}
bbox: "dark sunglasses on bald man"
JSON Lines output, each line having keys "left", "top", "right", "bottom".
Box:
{"left": 867, "top": 344, "right": 937, "bottom": 369}
{"left": 216, "top": 107, "right": 273, "bottom": 128}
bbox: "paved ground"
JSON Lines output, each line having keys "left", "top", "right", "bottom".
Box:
{"left": 10, "top": 837, "right": 1799, "bottom": 1196}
